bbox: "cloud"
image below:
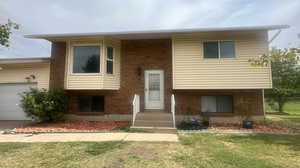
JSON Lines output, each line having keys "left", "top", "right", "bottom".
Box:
{"left": 0, "top": 0, "right": 299, "bottom": 58}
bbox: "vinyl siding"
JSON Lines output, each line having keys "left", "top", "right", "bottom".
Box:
{"left": 0, "top": 62, "right": 50, "bottom": 89}
{"left": 172, "top": 31, "right": 272, "bottom": 89}
{"left": 65, "top": 38, "right": 120, "bottom": 90}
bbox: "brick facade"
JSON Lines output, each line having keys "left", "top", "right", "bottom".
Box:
{"left": 174, "top": 89, "right": 264, "bottom": 116}
{"left": 49, "top": 42, "right": 66, "bottom": 89}
{"left": 50, "top": 40, "right": 264, "bottom": 118}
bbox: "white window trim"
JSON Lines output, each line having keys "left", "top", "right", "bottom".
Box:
{"left": 203, "top": 40, "right": 236, "bottom": 59}
{"left": 69, "top": 42, "right": 102, "bottom": 76}
{"left": 106, "top": 46, "right": 114, "bottom": 75}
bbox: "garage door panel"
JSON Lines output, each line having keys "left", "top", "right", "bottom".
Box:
{"left": 0, "top": 83, "right": 37, "bottom": 120}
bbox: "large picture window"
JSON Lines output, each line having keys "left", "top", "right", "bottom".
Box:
{"left": 203, "top": 41, "right": 235, "bottom": 59}
{"left": 73, "top": 46, "right": 100, "bottom": 73}
{"left": 106, "top": 46, "right": 114, "bottom": 74}
{"left": 201, "top": 96, "right": 233, "bottom": 113}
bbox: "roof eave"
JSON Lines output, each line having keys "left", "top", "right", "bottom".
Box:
{"left": 24, "top": 25, "right": 290, "bottom": 41}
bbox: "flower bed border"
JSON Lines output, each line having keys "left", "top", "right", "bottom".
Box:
{"left": 178, "top": 129, "right": 300, "bottom": 136}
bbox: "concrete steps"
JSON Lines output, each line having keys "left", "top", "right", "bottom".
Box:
{"left": 131, "top": 112, "right": 176, "bottom": 133}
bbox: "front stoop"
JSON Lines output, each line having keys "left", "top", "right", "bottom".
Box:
{"left": 131, "top": 112, "right": 177, "bottom": 133}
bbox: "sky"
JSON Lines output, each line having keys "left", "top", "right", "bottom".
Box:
{"left": 0, "top": 0, "right": 299, "bottom": 58}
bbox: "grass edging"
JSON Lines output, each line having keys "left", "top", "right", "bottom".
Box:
{"left": 178, "top": 129, "right": 300, "bottom": 135}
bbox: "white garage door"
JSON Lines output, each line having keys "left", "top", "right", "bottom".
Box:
{"left": 0, "top": 83, "right": 37, "bottom": 120}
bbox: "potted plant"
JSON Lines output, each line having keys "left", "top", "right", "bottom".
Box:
{"left": 239, "top": 99, "right": 254, "bottom": 129}
{"left": 201, "top": 112, "right": 210, "bottom": 129}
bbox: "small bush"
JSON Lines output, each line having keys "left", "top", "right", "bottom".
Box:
{"left": 177, "top": 119, "right": 200, "bottom": 130}
{"left": 20, "top": 88, "right": 67, "bottom": 122}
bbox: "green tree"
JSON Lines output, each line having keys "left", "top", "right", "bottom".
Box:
{"left": 250, "top": 48, "right": 300, "bottom": 113}
{"left": 0, "top": 19, "right": 19, "bottom": 47}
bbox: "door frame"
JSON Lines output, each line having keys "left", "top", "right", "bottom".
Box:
{"left": 144, "top": 70, "right": 164, "bottom": 110}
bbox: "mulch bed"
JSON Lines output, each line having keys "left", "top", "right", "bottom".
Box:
{"left": 208, "top": 123, "right": 300, "bottom": 133}
{"left": 13, "top": 121, "right": 130, "bottom": 133}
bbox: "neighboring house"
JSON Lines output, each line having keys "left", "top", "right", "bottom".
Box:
{"left": 0, "top": 57, "right": 50, "bottom": 120}
{"left": 25, "top": 25, "right": 289, "bottom": 128}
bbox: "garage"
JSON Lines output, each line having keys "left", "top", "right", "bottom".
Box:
{"left": 0, "top": 57, "right": 50, "bottom": 121}
{"left": 0, "top": 83, "right": 37, "bottom": 120}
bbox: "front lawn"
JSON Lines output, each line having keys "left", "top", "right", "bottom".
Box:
{"left": 0, "top": 133, "right": 299, "bottom": 168}
{"left": 265, "top": 101, "right": 300, "bottom": 129}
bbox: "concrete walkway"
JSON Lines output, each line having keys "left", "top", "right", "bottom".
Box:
{"left": 0, "top": 132, "right": 179, "bottom": 142}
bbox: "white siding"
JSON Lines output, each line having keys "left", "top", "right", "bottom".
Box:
{"left": 172, "top": 31, "right": 272, "bottom": 89}
{"left": 0, "top": 62, "right": 50, "bottom": 89}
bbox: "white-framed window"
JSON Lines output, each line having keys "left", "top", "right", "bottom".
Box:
{"left": 72, "top": 44, "right": 101, "bottom": 74}
{"left": 201, "top": 96, "right": 233, "bottom": 113}
{"left": 203, "top": 41, "right": 235, "bottom": 59}
{"left": 106, "top": 46, "right": 114, "bottom": 74}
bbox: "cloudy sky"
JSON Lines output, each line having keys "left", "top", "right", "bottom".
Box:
{"left": 0, "top": 0, "right": 299, "bottom": 58}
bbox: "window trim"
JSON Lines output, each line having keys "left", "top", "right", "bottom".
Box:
{"left": 106, "top": 46, "right": 114, "bottom": 75}
{"left": 203, "top": 40, "right": 236, "bottom": 59}
{"left": 70, "top": 42, "right": 102, "bottom": 75}
{"left": 201, "top": 95, "right": 234, "bottom": 113}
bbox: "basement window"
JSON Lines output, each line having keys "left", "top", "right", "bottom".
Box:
{"left": 78, "top": 96, "right": 104, "bottom": 113}
{"left": 203, "top": 41, "right": 235, "bottom": 58}
{"left": 201, "top": 96, "right": 233, "bottom": 113}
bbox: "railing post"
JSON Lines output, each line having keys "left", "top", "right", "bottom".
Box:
{"left": 171, "top": 94, "right": 176, "bottom": 128}
{"left": 132, "top": 94, "right": 140, "bottom": 127}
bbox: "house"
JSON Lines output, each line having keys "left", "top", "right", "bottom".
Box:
{"left": 25, "top": 25, "right": 289, "bottom": 128}
{"left": 0, "top": 57, "right": 50, "bottom": 120}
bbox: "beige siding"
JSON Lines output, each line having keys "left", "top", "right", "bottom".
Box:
{"left": 65, "top": 38, "right": 120, "bottom": 90}
{"left": 172, "top": 31, "right": 272, "bottom": 89}
{"left": 0, "top": 62, "right": 50, "bottom": 89}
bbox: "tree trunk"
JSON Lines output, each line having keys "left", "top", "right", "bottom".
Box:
{"left": 278, "top": 101, "right": 285, "bottom": 113}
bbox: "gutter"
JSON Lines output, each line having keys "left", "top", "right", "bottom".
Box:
{"left": 0, "top": 57, "right": 50, "bottom": 65}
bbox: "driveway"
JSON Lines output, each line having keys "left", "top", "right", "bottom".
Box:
{"left": 0, "top": 121, "right": 33, "bottom": 130}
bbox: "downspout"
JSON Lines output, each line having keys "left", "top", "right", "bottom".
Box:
{"left": 262, "top": 89, "right": 266, "bottom": 119}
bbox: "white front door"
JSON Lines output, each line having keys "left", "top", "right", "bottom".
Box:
{"left": 145, "top": 70, "right": 164, "bottom": 109}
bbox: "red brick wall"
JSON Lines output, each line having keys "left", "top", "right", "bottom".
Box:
{"left": 174, "top": 89, "right": 264, "bottom": 116}
{"left": 49, "top": 42, "right": 66, "bottom": 89}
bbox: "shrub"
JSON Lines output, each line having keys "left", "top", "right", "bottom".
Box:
{"left": 20, "top": 88, "right": 67, "bottom": 122}
{"left": 177, "top": 119, "right": 200, "bottom": 130}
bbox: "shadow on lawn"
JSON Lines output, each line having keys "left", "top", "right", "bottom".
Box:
{"left": 227, "top": 134, "right": 300, "bottom": 152}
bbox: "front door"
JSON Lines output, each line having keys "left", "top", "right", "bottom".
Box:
{"left": 145, "top": 70, "right": 164, "bottom": 109}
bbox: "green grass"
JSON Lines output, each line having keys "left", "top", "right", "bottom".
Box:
{"left": 265, "top": 101, "right": 300, "bottom": 129}
{"left": 0, "top": 133, "right": 299, "bottom": 168}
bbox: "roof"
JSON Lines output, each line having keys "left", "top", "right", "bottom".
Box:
{"left": 0, "top": 57, "right": 50, "bottom": 64}
{"left": 25, "top": 25, "right": 289, "bottom": 41}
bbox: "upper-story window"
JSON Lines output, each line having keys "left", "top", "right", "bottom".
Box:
{"left": 203, "top": 41, "right": 235, "bottom": 58}
{"left": 106, "top": 46, "right": 114, "bottom": 74}
{"left": 73, "top": 45, "right": 100, "bottom": 73}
